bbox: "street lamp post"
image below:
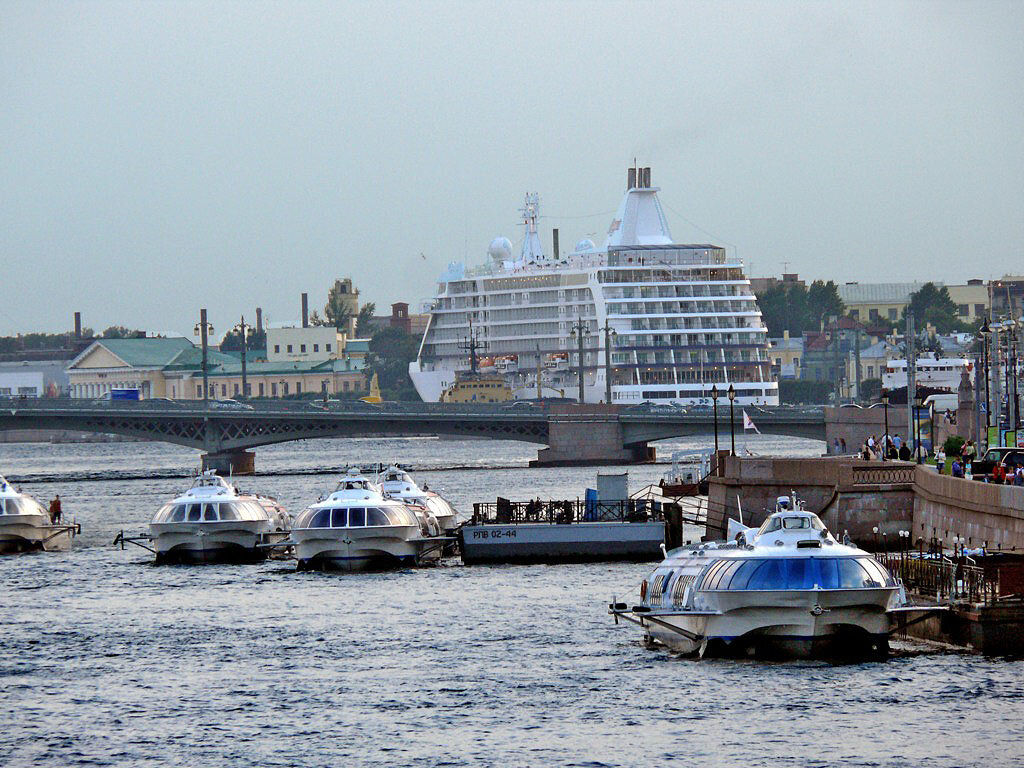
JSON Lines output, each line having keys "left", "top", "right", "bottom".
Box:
{"left": 711, "top": 384, "right": 719, "bottom": 454}
{"left": 980, "top": 317, "right": 992, "bottom": 438}
{"left": 193, "top": 309, "right": 214, "bottom": 403}
{"left": 233, "top": 315, "right": 252, "bottom": 400}
{"left": 882, "top": 390, "right": 890, "bottom": 462}
{"left": 601, "top": 321, "right": 617, "bottom": 405}
{"left": 913, "top": 394, "right": 924, "bottom": 463}
{"left": 728, "top": 384, "right": 736, "bottom": 456}
{"left": 570, "top": 317, "right": 590, "bottom": 405}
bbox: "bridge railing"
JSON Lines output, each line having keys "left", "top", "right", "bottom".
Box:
{"left": 471, "top": 499, "right": 665, "bottom": 526}
{"left": 874, "top": 553, "right": 1006, "bottom": 604}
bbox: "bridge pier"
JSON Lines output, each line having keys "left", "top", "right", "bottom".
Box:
{"left": 202, "top": 450, "right": 256, "bottom": 476}
{"left": 530, "top": 417, "right": 655, "bottom": 467}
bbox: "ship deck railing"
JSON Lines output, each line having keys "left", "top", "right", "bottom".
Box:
{"left": 470, "top": 498, "right": 706, "bottom": 527}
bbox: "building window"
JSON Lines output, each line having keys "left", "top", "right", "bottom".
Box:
{"left": 233, "top": 383, "right": 239, "bottom": 395}
{"left": 287, "top": 345, "right": 293, "bottom": 353}
{"left": 271, "top": 383, "right": 277, "bottom": 396}
{"left": 313, "top": 344, "right": 319, "bottom": 352}
{"left": 245, "top": 383, "right": 252, "bottom": 396}
{"left": 344, "top": 381, "right": 350, "bottom": 391}
{"left": 274, "top": 345, "right": 280, "bottom": 353}
{"left": 957, "top": 304, "right": 969, "bottom": 317}
{"left": 975, "top": 304, "right": 986, "bottom": 317}
{"left": 887, "top": 308, "right": 897, "bottom": 320}
{"left": 296, "top": 383, "right": 301, "bottom": 395}
{"left": 849, "top": 309, "right": 859, "bottom": 320}
{"left": 300, "top": 344, "right": 306, "bottom": 353}
{"left": 282, "top": 382, "right": 289, "bottom": 396}
{"left": 197, "top": 385, "right": 202, "bottom": 397}
{"left": 867, "top": 365, "right": 874, "bottom": 378}
{"left": 258, "top": 383, "right": 264, "bottom": 396}
{"left": 326, "top": 343, "right": 332, "bottom": 352}
{"left": 221, "top": 384, "right": 227, "bottom": 396}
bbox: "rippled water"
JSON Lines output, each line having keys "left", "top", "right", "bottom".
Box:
{"left": 3, "top": 435, "right": 1023, "bottom": 767}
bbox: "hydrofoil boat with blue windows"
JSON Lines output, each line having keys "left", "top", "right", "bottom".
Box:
{"left": 609, "top": 495, "right": 937, "bottom": 659}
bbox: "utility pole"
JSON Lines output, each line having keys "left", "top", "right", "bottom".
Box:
{"left": 906, "top": 313, "right": 916, "bottom": 455}
{"left": 601, "top": 320, "right": 616, "bottom": 405}
{"left": 194, "top": 309, "right": 213, "bottom": 403}
{"left": 854, "top": 327, "right": 862, "bottom": 403}
{"left": 571, "top": 317, "right": 590, "bottom": 404}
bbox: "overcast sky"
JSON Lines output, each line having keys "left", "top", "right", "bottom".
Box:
{"left": 2, "top": 1, "right": 1022, "bottom": 337}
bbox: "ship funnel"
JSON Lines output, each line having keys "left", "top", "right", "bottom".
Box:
{"left": 627, "top": 167, "right": 637, "bottom": 189}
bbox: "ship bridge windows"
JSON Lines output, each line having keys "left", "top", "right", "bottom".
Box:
{"left": 698, "top": 557, "right": 894, "bottom": 591}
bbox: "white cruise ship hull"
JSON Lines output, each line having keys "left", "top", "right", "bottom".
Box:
{"left": 292, "top": 524, "right": 437, "bottom": 571}
{"left": 644, "top": 587, "right": 896, "bottom": 658}
{"left": 149, "top": 520, "right": 281, "bottom": 563}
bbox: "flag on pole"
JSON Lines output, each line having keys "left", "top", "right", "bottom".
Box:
{"left": 742, "top": 410, "right": 760, "bottom": 434}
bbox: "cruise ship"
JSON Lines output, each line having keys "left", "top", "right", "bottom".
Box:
{"left": 409, "top": 166, "right": 778, "bottom": 406}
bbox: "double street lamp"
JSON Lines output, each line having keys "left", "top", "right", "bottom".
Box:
{"left": 711, "top": 384, "right": 720, "bottom": 454}
{"left": 728, "top": 384, "right": 736, "bottom": 456}
{"left": 980, "top": 316, "right": 992, "bottom": 434}
{"left": 881, "top": 390, "right": 890, "bottom": 462}
{"left": 913, "top": 394, "right": 924, "bottom": 463}
{"left": 193, "top": 309, "right": 214, "bottom": 403}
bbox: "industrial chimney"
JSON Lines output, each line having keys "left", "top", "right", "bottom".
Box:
{"left": 301, "top": 293, "right": 309, "bottom": 328}
{"left": 256, "top": 307, "right": 263, "bottom": 333}
{"left": 74, "top": 312, "right": 82, "bottom": 339}
{"left": 552, "top": 228, "right": 559, "bottom": 261}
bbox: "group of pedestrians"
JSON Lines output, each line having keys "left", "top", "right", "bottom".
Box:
{"left": 854, "top": 433, "right": 911, "bottom": 461}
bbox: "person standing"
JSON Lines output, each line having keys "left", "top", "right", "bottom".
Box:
{"left": 935, "top": 447, "right": 946, "bottom": 474}
{"left": 893, "top": 433, "right": 902, "bottom": 451}
{"left": 48, "top": 495, "right": 62, "bottom": 524}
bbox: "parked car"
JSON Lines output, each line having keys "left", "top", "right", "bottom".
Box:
{"left": 971, "top": 447, "right": 1024, "bottom": 481}
{"left": 209, "top": 399, "right": 254, "bottom": 411}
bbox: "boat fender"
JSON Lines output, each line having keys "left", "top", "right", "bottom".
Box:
{"left": 640, "top": 579, "right": 648, "bottom": 601}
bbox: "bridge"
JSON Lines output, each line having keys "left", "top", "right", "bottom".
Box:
{"left": 0, "top": 399, "right": 826, "bottom": 472}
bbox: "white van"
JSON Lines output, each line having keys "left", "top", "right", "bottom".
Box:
{"left": 923, "top": 393, "right": 958, "bottom": 411}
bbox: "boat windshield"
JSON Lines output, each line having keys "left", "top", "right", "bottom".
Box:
{"left": 758, "top": 515, "right": 825, "bottom": 534}
{"left": 154, "top": 501, "right": 267, "bottom": 523}
{"left": 698, "top": 556, "right": 894, "bottom": 591}
{"left": 295, "top": 504, "right": 417, "bottom": 529}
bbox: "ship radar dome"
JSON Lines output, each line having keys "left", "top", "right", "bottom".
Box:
{"left": 574, "top": 238, "right": 596, "bottom": 253}
{"left": 488, "top": 237, "right": 513, "bottom": 262}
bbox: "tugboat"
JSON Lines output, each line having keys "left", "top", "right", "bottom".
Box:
{"left": 148, "top": 471, "right": 290, "bottom": 563}
{"left": 0, "top": 475, "right": 78, "bottom": 553}
{"left": 291, "top": 468, "right": 447, "bottom": 571}
{"left": 610, "top": 495, "right": 909, "bottom": 659}
{"left": 375, "top": 465, "right": 460, "bottom": 533}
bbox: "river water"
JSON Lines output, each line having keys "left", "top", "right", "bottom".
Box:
{"left": 3, "top": 434, "right": 1023, "bottom": 767}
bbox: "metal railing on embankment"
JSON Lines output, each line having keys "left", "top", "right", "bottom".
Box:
{"left": 874, "top": 553, "right": 1021, "bottom": 605}
{"left": 471, "top": 497, "right": 708, "bottom": 527}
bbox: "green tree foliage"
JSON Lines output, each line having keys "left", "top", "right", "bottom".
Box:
{"left": 219, "top": 326, "right": 266, "bottom": 352}
{"left": 308, "top": 309, "right": 328, "bottom": 327}
{"left": 902, "top": 283, "right": 968, "bottom": 333}
{"left": 756, "top": 281, "right": 845, "bottom": 337}
{"left": 943, "top": 434, "right": 965, "bottom": 457}
{"left": 0, "top": 332, "right": 93, "bottom": 354}
{"left": 324, "top": 280, "right": 355, "bottom": 330}
{"left": 356, "top": 303, "right": 377, "bottom": 337}
{"left": 779, "top": 379, "right": 833, "bottom": 405}
{"left": 101, "top": 326, "right": 143, "bottom": 339}
{"left": 364, "top": 326, "right": 419, "bottom": 400}
{"left": 860, "top": 377, "right": 882, "bottom": 401}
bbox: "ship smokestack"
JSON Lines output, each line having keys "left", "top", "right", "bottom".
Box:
{"left": 627, "top": 167, "right": 637, "bottom": 189}
{"left": 74, "top": 312, "right": 82, "bottom": 339}
{"left": 643, "top": 167, "right": 651, "bottom": 187}
{"left": 552, "top": 228, "right": 559, "bottom": 260}
{"left": 301, "top": 293, "right": 309, "bottom": 328}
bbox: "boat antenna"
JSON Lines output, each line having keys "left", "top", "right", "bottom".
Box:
{"left": 736, "top": 494, "right": 743, "bottom": 526}
{"left": 459, "top": 316, "right": 487, "bottom": 375}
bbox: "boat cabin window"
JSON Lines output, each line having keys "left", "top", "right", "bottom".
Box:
{"left": 426, "top": 497, "right": 453, "bottom": 518}
{"left": 310, "top": 509, "right": 331, "bottom": 528}
{"left": 782, "top": 517, "right": 810, "bottom": 529}
{"left": 331, "top": 508, "right": 347, "bottom": 527}
{"left": 349, "top": 508, "right": 366, "bottom": 527}
{"left": 203, "top": 504, "right": 218, "bottom": 521}
{"left": 187, "top": 504, "right": 202, "bottom": 522}
{"left": 366, "top": 508, "right": 390, "bottom": 526}
{"left": 699, "top": 557, "right": 894, "bottom": 591}
{"left": 219, "top": 504, "right": 239, "bottom": 521}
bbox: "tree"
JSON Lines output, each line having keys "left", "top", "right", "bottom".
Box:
{"left": 356, "top": 302, "right": 377, "bottom": 337}
{"left": 308, "top": 309, "right": 328, "bottom": 327}
{"left": 219, "top": 325, "right": 266, "bottom": 352}
{"left": 324, "top": 280, "right": 356, "bottom": 330}
{"left": 903, "top": 283, "right": 968, "bottom": 333}
{"left": 101, "top": 326, "right": 142, "bottom": 339}
{"left": 364, "top": 326, "right": 419, "bottom": 400}
{"left": 806, "top": 281, "right": 844, "bottom": 331}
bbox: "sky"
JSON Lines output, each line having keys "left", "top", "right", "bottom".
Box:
{"left": 2, "top": 1, "right": 1022, "bottom": 338}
